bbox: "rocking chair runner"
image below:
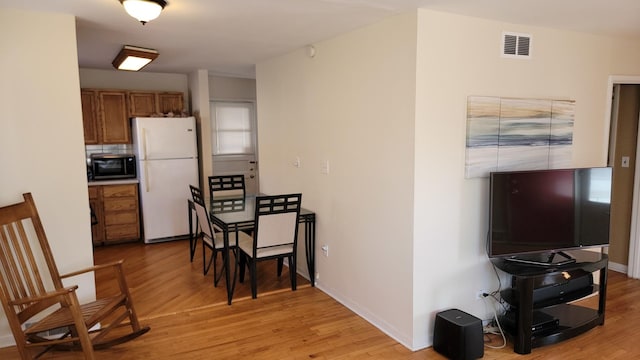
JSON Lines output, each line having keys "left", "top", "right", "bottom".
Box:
{"left": 0, "top": 193, "right": 149, "bottom": 359}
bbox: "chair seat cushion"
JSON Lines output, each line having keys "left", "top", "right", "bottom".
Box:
{"left": 238, "top": 236, "right": 293, "bottom": 259}
{"left": 202, "top": 231, "right": 243, "bottom": 249}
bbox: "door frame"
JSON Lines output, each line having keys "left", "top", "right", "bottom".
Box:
{"left": 210, "top": 100, "right": 260, "bottom": 195}
{"left": 606, "top": 75, "right": 640, "bottom": 278}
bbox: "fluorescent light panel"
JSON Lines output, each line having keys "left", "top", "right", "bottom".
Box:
{"left": 112, "top": 45, "right": 159, "bottom": 71}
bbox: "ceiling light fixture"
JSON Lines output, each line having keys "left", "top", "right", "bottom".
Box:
{"left": 112, "top": 45, "right": 159, "bottom": 71}
{"left": 119, "top": 0, "right": 167, "bottom": 25}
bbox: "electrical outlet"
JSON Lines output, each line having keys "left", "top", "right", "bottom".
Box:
{"left": 321, "top": 244, "right": 329, "bottom": 257}
{"left": 475, "top": 290, "right": 487, "bottom": 300}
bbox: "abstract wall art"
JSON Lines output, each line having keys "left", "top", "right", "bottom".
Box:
{"left": 465, "top": 96, "right": 575, "bottom": 178}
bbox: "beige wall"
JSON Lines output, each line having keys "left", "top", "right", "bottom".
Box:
{"left": 257, "top": 8, "right": 640, "bottom": 350}
{"left": 413, "top": 9, "right": 640, "bottom": 348}
{"left": 209, "top": 75, "right": 256, "bottom": 100}
{"left": 189, "top": 70, "right": 212, "bottom": 190}
{"left": 0, "top": 9, "right": 95, "bottom": 347}
{"left": 256, "top": 12, "right": 418, "bottom": 347}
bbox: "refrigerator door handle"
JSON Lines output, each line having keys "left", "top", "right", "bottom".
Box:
{"left": 144, "top": 161, "right": 150, "bottom": 192}
{"left": 141, "top": 128, "right": 148, "bottom": 160}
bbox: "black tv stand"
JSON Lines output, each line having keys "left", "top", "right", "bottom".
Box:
{"left": 491, "top": 250, "right": 607, "bottom": 354}
{"left": 505, "top": 251, "right": 576, "bottom": 267}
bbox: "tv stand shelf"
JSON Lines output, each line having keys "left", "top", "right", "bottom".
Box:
{"left": 491, "top": 250, "right": 607, "bottom": 354}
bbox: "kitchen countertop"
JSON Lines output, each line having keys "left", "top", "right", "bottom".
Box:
{"left": 88, "top": 179, "right": 139, "bottom": 186}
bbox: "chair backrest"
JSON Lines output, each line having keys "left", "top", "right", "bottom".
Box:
{"left": 208, "top": 175, "right": 245, "bottom": 199}
{"left": 190, "top": 185, "right": 216, "bottom": 238}
{"left": 211, "top": 197, "right": 246, "bottom": 214}
{"left": 253, "top": 194, "right": 302, "bottom": 258}
{"left": 190, "top": 184, "right": 204, "bottom": 204}
{"left": 0, "top": 193, "right": 62, "bottom": 318}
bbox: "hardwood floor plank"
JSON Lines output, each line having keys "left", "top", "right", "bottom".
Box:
{"left": 1, "top": 241, "right": 640, "bottom": 359}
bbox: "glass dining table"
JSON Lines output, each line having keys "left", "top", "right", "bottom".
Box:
{"left": 187, "top": 195, "right": 316, "bottom": 305}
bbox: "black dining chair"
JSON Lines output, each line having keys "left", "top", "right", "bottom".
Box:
{"left": 190, "top": 184, "right": 250, "bottom": 286}
{"left": 238, "top": 193, "right": 302, "bottom": 298}
{"left": 208, "top": 175, "right": 246, "bottom": 199}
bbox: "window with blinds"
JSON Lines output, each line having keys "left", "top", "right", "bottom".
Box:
{"left": 210, "top": 101, "right": 255, "bottom": 155}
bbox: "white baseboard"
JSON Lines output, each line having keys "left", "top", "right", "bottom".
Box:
{"left": 0, "top": 334, "right": 16, "bottom": 349}
{"left": 313, "top": 281, "right": 420, "bottom": 351}
{"left": 609, "top": 261, "right": 628, "bottom": 274}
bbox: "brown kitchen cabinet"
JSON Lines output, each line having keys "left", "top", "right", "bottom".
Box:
{"left": 88, "top": 186, "right": 104, "bottom": 244}
{"left": 82, "top": 88, "right": 185, "bottom": 144}
{"left": 81, "top": 89, "right": 130, "bottom": 144}
{"left": 128, "top": 91, "right": 157, "bottom": 117}
{"left": 81, "top": 90, "right": 100, "bottom": 144}
{"left": 89, "top": 184, "right": 140, "bottom": 245}
{"left": 128, "top": 91, "right": 184, "bottom": 117}
{"left": 99, "top": 91, "right": 130, "bottom": 144}
{"left": 157, "top": 92, "right": 184, "bottom": 114}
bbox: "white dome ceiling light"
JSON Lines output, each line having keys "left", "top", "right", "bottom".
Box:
{"left": 119, "top": 0, "right": 168, "bottom": 25}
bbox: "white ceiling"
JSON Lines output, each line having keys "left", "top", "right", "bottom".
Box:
{"left": 5, "top": 0, "right": 640, "bottom": 78}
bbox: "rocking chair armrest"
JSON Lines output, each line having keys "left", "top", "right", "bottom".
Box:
{"left": 9, "top": 286, "right": 79, "bottom": 306}
{"left": 60, "top": 260, "right": 125, "bottom": 279}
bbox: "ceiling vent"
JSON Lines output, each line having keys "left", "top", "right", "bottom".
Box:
{"left": 502, "top": 32, "right": 531, "bottom": 59}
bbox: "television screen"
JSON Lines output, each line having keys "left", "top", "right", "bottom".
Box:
{"left": 488, "top": 167, "right": 612, "bottom": 263}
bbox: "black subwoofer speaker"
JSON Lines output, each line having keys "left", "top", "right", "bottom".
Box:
{"left": 433, "top": 309, "right": 484, "bottom": 360}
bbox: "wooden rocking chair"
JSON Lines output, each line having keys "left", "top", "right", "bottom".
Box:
{"left": 0, "top": 193, "right": 149, "bottom": 359}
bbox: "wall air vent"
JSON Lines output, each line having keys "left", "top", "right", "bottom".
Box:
{"left": 502, "top": 32, "right": 531, "bottom": 59}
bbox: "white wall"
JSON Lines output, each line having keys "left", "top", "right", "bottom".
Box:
{"left": 256, "top": 8, "right": 640, "bottom": 351}
{"left": 413, "top": 9, "right": 640, "bottom": 349}
{"left": 256, "top": 12, "right": 418, "bottom": 348}
{"left": 0, "top": 9, "right": 95, "bottom": 347}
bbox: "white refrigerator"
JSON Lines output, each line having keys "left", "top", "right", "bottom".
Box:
{"left": 132, "top": 117, "right": 199, "bottom": 243}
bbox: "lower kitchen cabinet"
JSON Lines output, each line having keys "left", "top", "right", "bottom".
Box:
{"left": 88, "top": 186, "right": 104, "bottom": 244}
{"left": 89, "top": 183, "right": 140, "bottom": 245}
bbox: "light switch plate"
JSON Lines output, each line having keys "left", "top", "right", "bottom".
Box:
{"left": 321, "top": 160, "right": 330, "bottom": 174}
{"left": 622, "top": 156, "right": 630, "bottom": 168}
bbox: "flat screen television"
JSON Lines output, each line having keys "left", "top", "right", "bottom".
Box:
{"left": 488, "top": 167, "right": 612, "bottom": 266}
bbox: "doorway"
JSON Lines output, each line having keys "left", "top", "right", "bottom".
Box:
{"left": 210, "top": 101, "right": 259, "bottom": 195}
{"left": 606, "top": 76, "right": 640, "bottom": 278}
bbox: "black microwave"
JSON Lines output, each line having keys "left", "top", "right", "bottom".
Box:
{"left": 90, "top": 154, "right": 136, "bottom": 180}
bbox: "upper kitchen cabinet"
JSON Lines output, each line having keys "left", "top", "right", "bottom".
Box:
{"left": 81, "top": 89, "right": 130, "bottom": 144}
{"left": 81, "top": 90, "right": 100, "bottom": 144}
{"left": 99, "top": 91, "right": 130, "bottom": 144}
{"left": 81, "top": 88, "right": 186, "bottom": 144}
{"left": 129, "top": 91, "right": 184, "bottom": 117}
{"left": 157, "top": 92, "right": 184, "bottom": 114}
{"left": 128, "top": 91, "right": 157, "bottom": 117}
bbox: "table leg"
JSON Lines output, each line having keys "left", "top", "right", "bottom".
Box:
{"left": 229, "top": 227, "right": 239, "bottom": 304}
{"left": 188, "top": 200, "right": 197, "bottom": 262}
{"left": 304, "top": 216, "right": 316, "bottom": 287}
{"left": 598, "top": 265, "right": 607, "bottom": 320}
{"left": 514, "top": 277, "right": 534, "bottom": 354}
{"left": 223, "top": 229, "right": 232, "bottom": 305}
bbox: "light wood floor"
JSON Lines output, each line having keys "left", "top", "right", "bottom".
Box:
{"left": 1, "top": 240, "right": 640, "bottom": 359}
